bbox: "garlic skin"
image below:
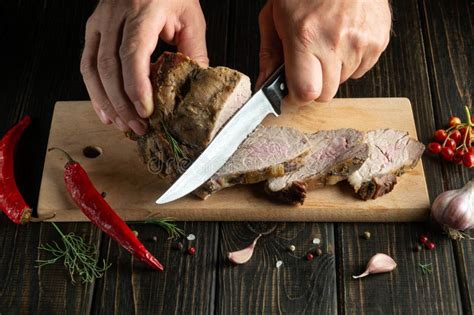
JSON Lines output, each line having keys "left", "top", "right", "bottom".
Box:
{"left": 431, "top": 180, "right": 474, "bottom": 231}
{"left": 353, "top": 253, "right": 397, "bottom": 279}
{"left": 227, "top": 234, "right": 261, "bottom": 265}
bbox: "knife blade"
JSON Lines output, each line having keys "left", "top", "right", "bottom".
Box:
{"left": 156, "top": 65, "right": 288, "bottom": 204}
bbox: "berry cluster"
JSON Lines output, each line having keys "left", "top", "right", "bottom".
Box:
{"left": 415, "top": 235, "right": 435, "bottom": 251}
{"left": 427, "top": 106, "right": 474, "bottom": 168}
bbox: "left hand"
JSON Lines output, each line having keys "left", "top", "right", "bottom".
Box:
{"left": 256, "top": 0, "right": 391, "bottom": 104}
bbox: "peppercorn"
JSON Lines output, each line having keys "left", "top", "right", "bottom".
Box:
{"left": 187, "top": 246, "right": 196, "bottom": 255}
{"left": 425, "top": 242, "right": 436, "bottom": 250}
{"left": 363, "top": 231, "right": 371, "bottom": 240}
{"left": 419, "top": 235, "right": 429, "bottom": 244}
{"left": 414, "top": 244, "right": 423, "bottom": 252}
{"left": 306, "top": 253, "right": 314, "bottom": 261}
{"left": 132, "top": 230, "right": 139, "bottom": 237}
{"left": 176, "top": 242, "right": 184, "bottom": 250}
{"left": 315, "top": 248, "right": 323, "bottom": 256}
{"left": 288, "top": 245, "right": 296, "bottom": 252}
{"left": 152, "top": 236, "right": 158, "bottom": 242}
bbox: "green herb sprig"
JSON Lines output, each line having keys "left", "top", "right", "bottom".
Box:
{"left": 36, "top": 222, "right": 110, "bottom": 284}
{"left": 162, "top": 123, "right": 185, "bottom": 160}
{"left": 419, "top": 263, "right": 433, "bottom": 274}
{"left": 131, "top": 217, "right": 186, "bottom": 240}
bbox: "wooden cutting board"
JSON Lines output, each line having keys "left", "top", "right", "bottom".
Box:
{"left": 37, "top": 98, "right": 430, "bottom": 222}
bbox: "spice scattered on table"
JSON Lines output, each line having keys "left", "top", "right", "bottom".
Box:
{"left": 49, "top": 148, "right": 163, "bottom": 271}
{"left": 315, "top": 247, "right": 323, "bottom": 256}
{"left": 132, "top": 230, "right": 139, "bottom": 237}
{"left": 288, "top": 245, "right": 296, "bottom": 252}
{"left": 187, "top": 246, "right": 196, "bottom": 255}
{"left": 419, "top": 263, "right": 433, "bottom": 274}
{"left": 227, "top": 234, "right": 261, "bottom": 265}
{"left": 425, "top": 241, "right": 436, "bottom": 250}
{"left": 352, "top": 253, "right": 397, "bottom": 279}
{"left": 0, "top": 116, "right": 32, "bottom": 224}
{"left": 312, "top": 238, "right": 321, "bottom": 245}
{"left": 37, "top": 222, "right": 110, "bottom": 284}
{"left": 306, "top": 252, "right": 314, "bottom": 261}
{"left": 363, "top": 231, "right": 371, "bottom": 240}
{"left": 187, "top": 234, "right": 196, "bottom": 241}
{"left": 414, "top": 244, "right": 423, "bottom": 252}
{"left": 419, "top": 235, "right": 428, "bottom": 244}
{"left": 152, "top": 236, "right": 158, "bottom": 242}
{"left": 176, "top": 242, "right": 184, "bottom": 250}
{"left": 276, "top": 260, "right": 283, "bottom": 268}
{"left": 100, "top": 191, "right": 107, "bottom": 198}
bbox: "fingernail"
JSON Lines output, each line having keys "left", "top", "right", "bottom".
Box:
{"left": 114, "top": 117, "right": 129, "bottom": 132}
{"left": 128, "top": 119, "right": 147, "bottom": 136}
{"left": 99, "top": 110, "right": 111, "bottom": 124}
{"left": 134, "top": 99, "right": 153, "bottom": 118}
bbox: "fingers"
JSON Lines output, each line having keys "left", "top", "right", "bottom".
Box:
{"left": 256, "top": 1, "right": 283, "bottom": 89}
{"left": 121, "top": 11, "right": 165, "bottom": 119}
{"left": 176, "top": 4, "right": 209, "bottom": 66}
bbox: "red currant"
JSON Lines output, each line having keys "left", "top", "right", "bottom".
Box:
{"left": 425, "top": 242, "right": 436, "bottom": 250}
{"left": 187, "top": 247, "right": 196, "bottom": 255}
{"left": 453, "top": 149, "right": 465, "bottom": 165}
{"left": 463, "top": 152, "right": 474, "bottom": 168}
{"left": 419, "top": 235, "right": 428, "bottom": 244}
{"left": 449, "top": 130, "right": 462, "bottom": 144}
{"left": 434, "top": 129, "right": 448, "bottom": 143}
{"left": 444, "top": 138, "right": 457, "bottom": 151}
{"left": 440, "top": 147, "right": 454, "bottom": 161}
{"left": 449, "top": 116, "right": 461, "bottom": 127}
{"left": 306, "top": 253, "right": 314, "bottom": 261}
{"left": 427, "top": 142, "right": 442, "bottom": 154}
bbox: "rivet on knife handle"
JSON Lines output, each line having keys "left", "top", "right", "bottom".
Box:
{"left": 262, "top": 65, "right": 288, "bottom": 115}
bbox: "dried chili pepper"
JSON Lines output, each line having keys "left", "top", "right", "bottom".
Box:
{"left": 0, "top": 116, "right": 32, "bottom": 224}
{"left": 49, "top": 148, "right": 163, "bottom": 271}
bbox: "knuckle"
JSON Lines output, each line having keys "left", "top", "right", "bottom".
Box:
{"left": 80, "top": 59, "right": 95, "bottom": 78}
{"left": 295, "top": 19, "right": 317, "bottom": 48}
{"left": 97, "top": 55, "right": 118, "bottom": 79}
{"left": 119, "top": 40, "right": 140, "bottom": 61}
{"left": 113, "top": 102, "right": 133, "bottom": 118}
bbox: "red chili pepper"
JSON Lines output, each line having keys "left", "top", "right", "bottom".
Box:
{"left": 0, "top": 116, "right": 32, "bottom": 224}
{"left": 50, "top": 148, "right": 163, "bottom": 271}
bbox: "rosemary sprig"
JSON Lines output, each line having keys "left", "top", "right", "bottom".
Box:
{"left": 161, "top": 123, "right": 185, "bottom": 160}
{"left": 419, "top": 263, "right": 433, "bottom": 274}
{"left": 36, "top": 222, "right": 110, "bottom": 284}
{"left": 131, "top": 217, "right": 186, "bottom": 240}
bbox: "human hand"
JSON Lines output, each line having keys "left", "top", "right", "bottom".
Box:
{"left": 256, "top": 0, "right": 391, "bottom": 104}
{"left": 81, "top": 0, "right": 208, "bottom": 135}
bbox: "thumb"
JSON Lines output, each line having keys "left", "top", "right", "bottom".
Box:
{"left": 177, "top": 5, "right": 209, "bottom": 66}
{"left": 256, "top": 1, "right": 283, "bottom": 89}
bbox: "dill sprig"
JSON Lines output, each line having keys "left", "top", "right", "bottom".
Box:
{"left": 36, "top": 222, "right": 110, "bottom": 284}
{"left": 161, "top": 123, "right": 185, "bottom": 159}
{"left": 131, "top": 217, "right": 186, "bottom": 240}
{"left": 419, "top": 263, "right": 433, "bottom": 274}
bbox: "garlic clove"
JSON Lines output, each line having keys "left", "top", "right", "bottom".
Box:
{"left": 227, "top": 234, "right": 262, "bottom": 265}
{"left": 353, "top": 253, "right": 397, "bottom": 279}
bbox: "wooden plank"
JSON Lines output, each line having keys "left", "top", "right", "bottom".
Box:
{"left": 38, "top": 98, "right": 430, "bottom": 222}
{"left": 90, "top": 0, "right": 229, "bottom": 312}
{"left": 219, "top": 0, "right": 337, "bottom": 313}
{"left": 336, "top": 0, "right": 463, "bottom": 313}
{"left": 0, "top": 0, "right": 100, "bottom": 313}
{"left": 218, "top": 222, "right": 336, "bottom": 314}
{"left": 420, "top": 0, "right": 474, "bottom": 313}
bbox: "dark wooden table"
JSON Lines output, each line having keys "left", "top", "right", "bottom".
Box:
{"left": 1, "top": 0, "right": 473, "bottom": 313}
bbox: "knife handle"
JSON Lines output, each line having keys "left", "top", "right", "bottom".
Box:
{"left": 261, "top": 64, "right": 288, "bottom": 115}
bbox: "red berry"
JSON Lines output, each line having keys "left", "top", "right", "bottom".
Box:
{"left": 187, "top": 247, "right": 196, "bottom": 255}
{"left": 463, "top": 152, "right": 474, "bottom": 168}
{"left": 453, "top": 149, "right": 465, "bottom": 164}
{"left": 419, "top": 235, "right": 428, "bottom": 244}
{"left": 425, "top": 242, "right": 436, "bottom": 250}
{"left": 427, "top": 142, "right": 442, "bottom": 154}
{"left": 449, "top": 116, "right": 461, "bottom": 127}
{"left": 434, "top": 129, "right": 448, "bottom": 143}
{"left": 449, "top": 130, "right": 462, "bottom": 144}
{"left": 306, "top": 253, "right": 314, "bottom": 261}
{"left": 440, "top": 147, "right": 454, "bottom": 161}
{"left": 444, "top": 138, "right": 457, "bottom": 151}
{"left": 468, "top": 146, "right": 474, "bottom": 153}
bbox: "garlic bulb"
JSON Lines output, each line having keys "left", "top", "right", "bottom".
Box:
{"left": 353, "top": 253, "right": 397, "bottom": 279}
{"left": 431, "top": 180, "right": 474, "bottom": 231}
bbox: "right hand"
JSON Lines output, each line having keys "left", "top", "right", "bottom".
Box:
{"left": 80, "top": 0, "right": 208, "bottom": 135}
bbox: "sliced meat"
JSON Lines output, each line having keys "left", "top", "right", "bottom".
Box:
{"left": 265, "top": 129, "right": 369, "bottom": 204}
{"left": 348, "top": 129, "right": 425, "bottom": 200}
{"left": 194, "top": 126, "right": 312, "bottom": 199}
{"left": 136, "top": 52, "right": 251, "bottom": 181}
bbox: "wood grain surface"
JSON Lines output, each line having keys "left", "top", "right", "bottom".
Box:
{"left": 37, "top": 98, "right": 430, "bottom": 222}
{"left": 0, "top": 0, "right": 472, "bottom": 314}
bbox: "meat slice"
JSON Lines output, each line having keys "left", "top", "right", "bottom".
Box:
{"left": 136, "top": 52, "right": 252, "bottom": 181}
{"left": 265, "top": 129, "right": 369, "bottom": 204}
{"left": 194, "top": 126, "right": 312, "bottom": 199}
{"left": 348, "top": 129, "right": 425, "bottom": 200}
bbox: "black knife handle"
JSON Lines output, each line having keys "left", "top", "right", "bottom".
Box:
{"left": 261, "top": 64, "right": 287, "bottom": 115}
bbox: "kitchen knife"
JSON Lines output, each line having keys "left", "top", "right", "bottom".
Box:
{"left": 156, "top": 65, "right": 288, "bottom": 204}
